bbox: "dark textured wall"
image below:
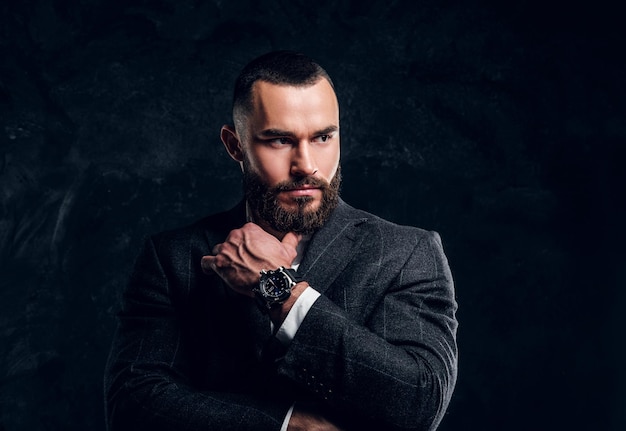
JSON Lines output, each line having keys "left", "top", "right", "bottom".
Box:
{"left": 1, "top": 1, "right": 624, "bottom": 430}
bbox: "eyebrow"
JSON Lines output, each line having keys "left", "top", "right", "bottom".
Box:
{"left": 256, "top": 125, "right": 339, "bottom": 139}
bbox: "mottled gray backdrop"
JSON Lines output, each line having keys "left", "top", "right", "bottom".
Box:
{"left": 1, "top": 1, "right": 624, "bottom": 430}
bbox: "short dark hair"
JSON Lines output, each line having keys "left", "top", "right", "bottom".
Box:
{"left": 232, "top": 51, "right": 334, "bottom": 131}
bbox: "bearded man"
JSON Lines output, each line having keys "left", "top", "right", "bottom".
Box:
{"left": 105, "top": 51, "right": 458, "bottom": 431}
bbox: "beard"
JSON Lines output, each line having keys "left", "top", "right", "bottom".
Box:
{"left": 243, "top": 163, "right": 341, "bottom": 235}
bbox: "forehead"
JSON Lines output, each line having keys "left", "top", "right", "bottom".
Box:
{"left": 247, "top": 79, "right": 339, "bottom": 131}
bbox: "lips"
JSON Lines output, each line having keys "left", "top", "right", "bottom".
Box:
{"left": 286, "top": 185, "right": 319, "bottom": 192}
{"left": 282, "top": 186, "right": 321, "bottom": 197}
{"left": 275, "top": 178, "right": 327, "bottom": 193}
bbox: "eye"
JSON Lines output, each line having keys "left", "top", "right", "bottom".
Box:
{"left": 312, "top": 134, "right": 332, "bottom": 143}
{"left": 267, "top": 137, "right": 292, "bottom": 147}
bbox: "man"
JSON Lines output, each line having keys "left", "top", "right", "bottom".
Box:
{"left": 104, "top": 51, "right": 458, "bottom": 431}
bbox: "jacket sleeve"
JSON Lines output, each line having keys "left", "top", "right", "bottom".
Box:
{"left": 104, "top": 236, "right": 291, "bottom": 431}
{"left": 276, "top": 230, "right": 458, "bottom": 431}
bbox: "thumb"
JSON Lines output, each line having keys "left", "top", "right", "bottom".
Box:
{"left": 281, "top": 232, "right": 301, "bottom": 249}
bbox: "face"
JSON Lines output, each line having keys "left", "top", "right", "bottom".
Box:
{"left": 222, "top": 78, "right": 341, "bottom": 234}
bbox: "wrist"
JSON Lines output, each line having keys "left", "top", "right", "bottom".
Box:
{"left": 269, "top": 281, "right": 309, "bottom": 326}
{"left": 254, "top": 266, "right": 299, "bottom": 311}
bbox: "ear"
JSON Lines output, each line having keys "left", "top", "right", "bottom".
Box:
{"left": 220, "top": 125, "right": 244, "bottom": 162}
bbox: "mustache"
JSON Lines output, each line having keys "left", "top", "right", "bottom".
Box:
{"left": 271, "top": 177, "right": 329, "bottom": 193}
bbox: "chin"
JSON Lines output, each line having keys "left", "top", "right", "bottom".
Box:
{"left": 287, "top": 196, "right": 319, "bottom": 211}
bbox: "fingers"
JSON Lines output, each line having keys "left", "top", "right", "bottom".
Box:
{"left": 201, "top": 255, "right": 215, "bottom": 274}
{"left": 201, "top": 225, "right": 302, "bottom": 287}
{"left": 281, "top": 231, "right": 302, "bottom": 249}
{"left": 202, "top": 243, "right": 230, "bottom": 273}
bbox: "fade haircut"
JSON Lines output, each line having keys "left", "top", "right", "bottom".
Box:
{"left": 232, "top": 51, "right": 334, "bottom": 134}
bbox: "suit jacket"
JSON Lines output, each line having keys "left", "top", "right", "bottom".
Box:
{"left": 104, "top": 199, "right": 458, "bottom": 431}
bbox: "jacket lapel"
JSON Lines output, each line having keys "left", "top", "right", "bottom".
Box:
{"left": 297, "top": 200, "right": 369, "bottom": 295}
{"left": 200, "top": 200, "right": 370, "bottom": 348}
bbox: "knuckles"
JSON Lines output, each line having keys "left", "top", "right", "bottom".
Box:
{"left": 207, "top": 224, "right": 299, "bottom": 289}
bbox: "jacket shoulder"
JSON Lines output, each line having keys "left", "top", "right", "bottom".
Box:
{"left": 337, "top": 200, "right": 436, "bottom": 243}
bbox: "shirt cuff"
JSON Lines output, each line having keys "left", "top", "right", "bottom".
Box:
{"left": 274, "top": 286, "right": 320, "bottom": 345}
{"left": 280, "top": 403, "right": 295, "bottom": 431}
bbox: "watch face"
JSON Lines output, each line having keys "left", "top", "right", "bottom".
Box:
{"left": 258, "top": 268, "right": 295, "bottom": 307}
{"left": 260, "top": 272, "right": 290, "bottom": 299}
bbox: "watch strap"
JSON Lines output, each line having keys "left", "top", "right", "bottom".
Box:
{"left": 282, "top": 267, "right": 301, "bottom": 283}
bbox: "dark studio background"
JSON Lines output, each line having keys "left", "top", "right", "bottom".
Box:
{"left": 1, "top": 0, "right": 624, "bottom": 430}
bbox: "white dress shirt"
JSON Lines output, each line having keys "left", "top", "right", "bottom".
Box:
{"left": 244, "top": 205, "right": 321, "bottom": 429}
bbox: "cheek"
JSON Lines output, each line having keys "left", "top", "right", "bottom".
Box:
{"left": 246, "top": 147, "right": 290, "bottom": 184}
{"left": 320, "top": 145, "right": 340, "bottom": 178}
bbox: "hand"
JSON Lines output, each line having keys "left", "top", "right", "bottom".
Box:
{"left": 287, "top": 406, "right": 344, "bottom": 431}
{"left": 201, "top": 223, "right": 301, "bottom": 297}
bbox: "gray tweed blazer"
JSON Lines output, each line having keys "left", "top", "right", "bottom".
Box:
{"left": 105, "top": 199, "right": 458, "bottom": 431}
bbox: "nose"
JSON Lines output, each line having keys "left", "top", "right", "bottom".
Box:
{"left": 290, "top": 142, "right": 318, "bottom": 177}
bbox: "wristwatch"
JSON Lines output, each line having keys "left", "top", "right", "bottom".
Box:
{"left": 253, "top": 266, "right": 300, "bottom": 311}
